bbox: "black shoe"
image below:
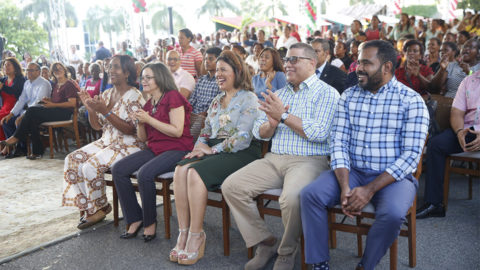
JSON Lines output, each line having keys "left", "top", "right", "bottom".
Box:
{"left": 5, "top": 149, "right": 26, "bottom": 159}
{"left": 26, "top": 154, "right": 43, "bottom": 160}
{"left": 142, "top": 221, "right": 157, "bottom": 242}
{"left": 120, "top": 222, "right": 143, "bottom": 239}
{"left": 416, "top": 203, "right": 446, "bottom": 219}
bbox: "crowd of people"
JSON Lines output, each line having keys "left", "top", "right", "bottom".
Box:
{"left": 0, "top": 10, "right": 480, "bottom": 270}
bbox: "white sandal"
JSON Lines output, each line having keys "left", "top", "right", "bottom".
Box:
{"left": 169, "top": 228, "right": 189, "bottom": 262}
{"left": 178, "top": 230, "right": 206, "bottom": 265}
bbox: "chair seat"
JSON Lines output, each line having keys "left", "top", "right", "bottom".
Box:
{"left": 450, "top": 151, "right": 480, "bottom": 158}
{"left": 41, "top": 120, "right": 73, "bottom": 126}
{"left": 333, "top": 203, "right": 375, "bottom": 213}
{"left": 130, "top": 170, "right": 174, "bottom": 179}
{"left": 262, "top": 188, "right": 282, "bottom": 196}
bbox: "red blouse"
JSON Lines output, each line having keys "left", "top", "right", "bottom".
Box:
{"left": 143, "top": 90, "right": 194, "bottom": 155}
{"left": 395, "top": 64, "right": 434, "bottom": 94}
{"left": 51, "top": 80, "right": 79, "bottom": 103}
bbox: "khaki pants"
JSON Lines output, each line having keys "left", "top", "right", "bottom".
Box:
{"left": 222, "top": 153, "right": 329, "bottom": 256}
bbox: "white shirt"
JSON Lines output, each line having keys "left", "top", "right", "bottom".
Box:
{"left": 172, "top": 67, "right": 195, "bottom": 92}
{"left": 245, "top": 55, "right": 259, "bottom": 73}
{"left": 11, "top": 76, "right": 52, "bottom": 116}
{"left": 331, "top": 58, "right": 344, "bottom": 69}
{"left": 276, "top": 36, "right": 297, "bottom": 49}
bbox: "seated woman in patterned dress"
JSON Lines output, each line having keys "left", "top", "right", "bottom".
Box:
{"left": 111, "top": 62, "right": 194, "bottom": 242}
{"left": 62, "top": 55, "right": 146, "bottom": 229}
{"left": 169, "top": 51, "right": 261, "bottom": 265}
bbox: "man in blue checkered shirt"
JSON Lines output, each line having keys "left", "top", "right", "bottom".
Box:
{"left": 223, "top": 43, "right": 339, "bottom": 270}
{"left": 300, "top": 40, "right": 429, "bottom": 270}
{"left": 188, "top": 47, "right": 222, "bottom": 139}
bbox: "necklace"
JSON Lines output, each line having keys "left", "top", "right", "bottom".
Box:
{"left": 151, "top": 93, "right": 164, "bottom": 115}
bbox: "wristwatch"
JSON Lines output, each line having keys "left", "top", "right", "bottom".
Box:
{"left": 280, "top": 111, "right": 289, "bottom": 123}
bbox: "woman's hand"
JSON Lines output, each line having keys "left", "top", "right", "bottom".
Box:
{"left": 265, "top": 70, "right": 276, "bottom": 90}
{"left": 86, "top": 95, "right": 108, "bottom": 115}
{"left": 440, "top": 54, "right": 449, "bottom": 70}
{"left": 134, "top": 109, "right": 151, "bottom": 124}
{"left": 406, "top": 59, "right": 420, "bottom": 77}
{"left": 41, "top": 97, "right": 56, "bottom": 108}
{"left": 184, "top": 142, "right": 213, "bottom": 159}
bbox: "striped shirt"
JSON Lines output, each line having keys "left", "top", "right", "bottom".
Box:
{"left": 331, "top": 77, "right": 429, "bottom": 181}
{"left": 176, "top": 46, "right": 203, "bottom": 78}
{"left": 189, "top": 73, "right": 220, "bottom": 113}
{"left": 253, "top": 74, "right": 340, "bottom": 156}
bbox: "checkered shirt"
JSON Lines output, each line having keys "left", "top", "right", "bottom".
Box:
{"left": 189, "top": 74, "right": 220, "bottom": 114}
{"left": 331, "top": 77, "right": 429, "bottom": 181}
{"left": 253, "top": 74, "right": 340, "bottom": 156}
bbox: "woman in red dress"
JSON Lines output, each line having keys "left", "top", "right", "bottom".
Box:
{"left": 0, "top": 57, "right": 25, "bottom": 155}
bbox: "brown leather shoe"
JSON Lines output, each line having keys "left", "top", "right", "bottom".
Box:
{"left": 77, "top": 204, "right": 112, "bottom": 230}
{"left": 245, "top": 238, "right": 278, "bottom": 270}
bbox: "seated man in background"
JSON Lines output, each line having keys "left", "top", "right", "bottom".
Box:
{"left": 311, "top": 38, "right": 347, "bottom": 93}
{"left": 417, "top": 70, "right": 480, "bottom": 219}
{"left": 300, "top": 40, "right": 429, "bottom": 270}
{"left": 166, "top": 50, "right": 195, "bottom": 99}
{"left": 223, "top": 43, "right": 339, "bottom": 270}
{"left": 0, "top": 62, "right": 52, "bottom": 158}
{"left": 188, "top": 47, "right": 222, "bottom": 139}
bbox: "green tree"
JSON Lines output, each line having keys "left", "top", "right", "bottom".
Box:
{"left": 84, "top": 5, "right": 125, "bottom": 48}
{"left": 21, "top": 0, "right": 78, "bottom": 51}
{"left": 150, "top": 4, "right": 186, "bottom": 34}
{"left": 458, "top": 0, "right": 480, "bottom": 12}
{"left": 260, "top": 0, "right": 287, "bottom": 18}
{"left": 401, "top": 5, "right": 438, "bottom": 19}
{"left": 349, "top": 0, "right": 374, "bottom": 5}
{"left": 0, "top": 1, "right": 48, "bottom": 57}
{"left": 197, "top": 0, "right": 240, "bottom": 17}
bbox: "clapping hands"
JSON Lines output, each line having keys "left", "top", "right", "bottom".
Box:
{"left": 258, "top": 89, "right": 289, "bottom": 128}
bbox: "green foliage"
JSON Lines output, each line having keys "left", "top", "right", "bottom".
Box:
{"left": 458, "top": 0, "right": 480, "bottom": 11}
{"left": 84, "top": 5, "right": 125, "bottom": 48}
{"left": 349, "top": 0, "right": 374, "bottom": 5}
{"left": 150, "top": 4, "right": 186, "bottom": 34}
{"left": 197, "top": 0, "right": 240, "bottom": 17}
{"left": 0, "top": 1, "right": 48, "bottom": 57}
{"left": 401, "top": 5, "right": 438, "bottom": 18}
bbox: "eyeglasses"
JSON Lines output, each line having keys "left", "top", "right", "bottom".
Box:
{"left": 282, "top": 56, "right": 312, "bottom": 64}
{"left": 141, "top": 75, "right": 155, "bottom": 82}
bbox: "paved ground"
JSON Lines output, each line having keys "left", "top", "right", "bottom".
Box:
{"left": 0, "top": 159, "right": 478, "bottom": 270}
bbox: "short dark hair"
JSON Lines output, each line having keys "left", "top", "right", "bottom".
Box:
{"left": 179, "top": 28, "right": 194, "bottom": 42}
{"left": 459, "top": 30, "right": 470, "bottom": 40}
{"left": 206, "top": 47, "right": 222, "bottom": 58}
{"left": 142, "top": 62, "right": 178, "bottom": 93}
{"left": 216, "top": 50, "right": 252, "bottom": 91}
{"left": 112, "top": 55, "right": 137, "bottom": 87}
{"left": 403, "top": 39, "right": 425, "bottom": 55}
{"left": 232, "top": 45, "right": 247, "bottom": 56}
{"left": 67, "top": 65, "right": 76, "bottom": 80}
{"left": 429, "top": 37, "right": 441, "bottom": 47}
{"left": 259, "top": 47, "right": 284, "bottom": 73}
{"left": 361, "top": 40, "right": 397, "bottom": 74}
{"left": 290, "top": 42, "right": 318, "bottom": 65}
{"left": 443, "top": 41, "right": 459, "bottom": 57}
{"left": 311, "top": 38, "right": 330, "bottom": 53}
{"left": 50, "top": 62, "right": 70, "bottom": 82}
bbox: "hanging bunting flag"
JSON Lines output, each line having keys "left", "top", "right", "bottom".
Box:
{"left": 132, "top": 0, "right": 147, "bottom": 13}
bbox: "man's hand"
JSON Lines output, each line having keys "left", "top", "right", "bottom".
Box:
{"left": 15, "top": 114, "right": 24, "bottom": 127}
{"left": 464, "top": 129, "right": 480, "bottom": 152}
{"left": 0, "top": 113, "right": 13, "bottom": 125}
{"left": 340, "top": 187, "right": 357, "bottom": 218}
{"left": 259, "top": 90, "right": 288, "bottom": 123}
{"left": 344, "top": 186, "right": 374, "bottom": 214}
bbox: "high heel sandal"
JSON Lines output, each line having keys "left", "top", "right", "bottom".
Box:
{"left": 120, "top": 221, "right": 143, "bottom": 239}
{"left": 169, "top": 228, "right": 189, "bottom": 262}
{"left": 178, "top": 231, "right": 206, "bottom": 265}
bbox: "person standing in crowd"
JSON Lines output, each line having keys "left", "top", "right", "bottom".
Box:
{"left": 301, "top": 40, "right": 429, "bottom": 270}
{"left": 94, "top": 41, "right": 112, "bottom": 61}
{"left": 311, "top": 38, "right": 346, "bottom": 93}
{"left": 62, "top": 55, "right": 145, "bottom": 229}
{"left": 112, "top": 62, "right": 193, "bottom": 242}
{"left": 457, "top": 30, "right": 471, "bottom": 51}
{"left": 79, "top": 62, "right": 91, "bottom": 89}
{"left": 223, "top": 43, "right": 339, "bottom": 270}
{"left": 390, "top": 13, "right": 415, "bottom": 41}
{"left": 423, "top": 19, "right": 444, "bottom": 47}
{"left": 0, "top": 63, "right": 51, "bottom": 158}
{"left": 119, "top": 41, "right": 134, "bottom": 57}
{"left": 69, "top": 45, "right": 82, "bottom": 71}
{"left": 170, "top": 51, "right": 260, "bottom": 265}
{"left": 0, "top": 58, "right": 25, "bottom": 153}
{"left": 177, "top": 28, "right": 203, "bottom": 80}
{"left": 166, "top": 50, "right": 195, "bottom": 99}
{"left": 276, "top": 25, "right": 298, "bottom": 49}
{"left": 417, "top": 70, "right": 480, "bottom": 219}
{"left": 84, "top": 63, "right": 102, "bottom": 98}
{"left": 365, "top": 15, "right": 385, "bottom": 41}
{"left": 188, "top": 47, "right": 222, "bottom": 139}
{"left": 431, "top": 42, "right": 467, "bottom": 98}
{"left": 20, "top": 52, "right": 33, "bottom": 69}
{"left": 1, "top": 62, "right": 78, "bottom": 160}
{"left": 395, "top": 39, "right": 434, "bottom": 94}
{"left": 252, "top": 47, "right": 287, "bottom": 100}
{"left": 257, "top": 30, "right": 274, "bottom": 48}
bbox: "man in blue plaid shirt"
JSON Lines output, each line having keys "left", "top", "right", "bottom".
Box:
{"left": 300, "top": 40, "right": 429, "bottom": 270}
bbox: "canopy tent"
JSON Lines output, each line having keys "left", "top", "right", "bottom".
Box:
{"left": 211, "top": 16, "right": 277, "bottom": 31}
{"left": 340, "top": 4, "right": 387, "bottom": 20}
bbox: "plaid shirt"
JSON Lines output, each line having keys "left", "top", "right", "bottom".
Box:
{"left": 189, "top": 74, "right": 220, "bottom": 114}
{"left": 253, "top": 74, "right": 340, "bottom": 156}
{"left": 331, "top": 77, "right": 429, "bottom": 181}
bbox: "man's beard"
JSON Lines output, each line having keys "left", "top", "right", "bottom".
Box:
{"left": 357, "top": 66, "right": 383, "bottom": 92}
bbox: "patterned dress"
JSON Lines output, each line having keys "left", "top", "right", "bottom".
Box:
{"left": 62, "top": 87, "right": 145, "bottom": 215}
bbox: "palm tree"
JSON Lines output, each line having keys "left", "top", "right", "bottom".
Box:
{"left": 21, "top": 0, "right": 78, "bottom": 51}
{"left": 261, "top": 0, "right": 287, "bottom": 18}
{"left": 150, "top": 4, "right": 186, "bottom": 34}
{"left": 196, "top": 0, "right": 240, "bottom": 18}
{"left": 84, "top": 5, "right": 125, "bottom": 49}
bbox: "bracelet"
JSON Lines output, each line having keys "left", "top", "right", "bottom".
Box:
{"left": 455, "top": 128, "right": 463, "bottom": 135}
{"left": 103, "top": 111, "right": 113, "bottom": 118}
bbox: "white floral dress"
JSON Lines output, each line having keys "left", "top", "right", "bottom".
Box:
{"left": 62, "top": 88, "right": 145, "bottom": 215}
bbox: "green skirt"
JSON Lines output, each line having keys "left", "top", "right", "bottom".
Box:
{"left": 177, "top": 139, "right": 262, "bottom": 191}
